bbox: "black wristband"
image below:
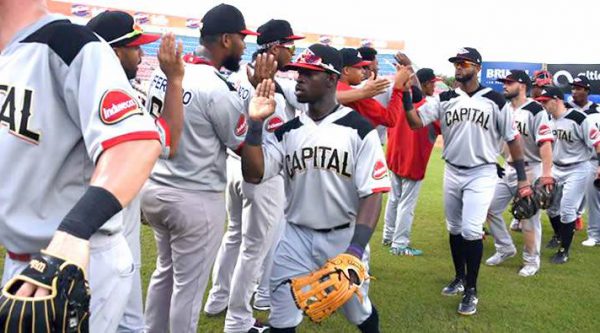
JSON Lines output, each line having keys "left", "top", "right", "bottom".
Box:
{"left": 244, "top": 118, "right": 263, "bottom": 146}
{"left": 411, "top": 85, "right": 424, "bottom": 103}
{"left": 349, "top": 224, "right": 374, "bottom": 252}
{"left": 597, "top": 153, "right": 600, "bottom": 166}
{"left": 402, "top": 90, "right": 413, "bottom": 112}
{"left": 57, "top": 186, "right": 123, "bottom": 240}
{"left": 512, "top": 159, "right": 527, "bottom": 181}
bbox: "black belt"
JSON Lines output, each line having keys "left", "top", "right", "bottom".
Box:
{"left": 446, "top": 161, "right": 495, "bottom": 170}
{"left": 554, "top": 161, "right": 584, "bottom": 168}
{"left": 508, "top": 161, "right": 530, "bottom": 167}
{"left": 314, "top": 223, "right": 351, "bottom": 233}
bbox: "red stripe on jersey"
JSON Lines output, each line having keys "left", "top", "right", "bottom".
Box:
{"left": 372, "top": 187, "right": 391, "bottom": 193}
{"left": 414, "top": 99, "right": 427, "bottom": 110}
{"left": 233, "top": 142, "right": 244, "bottom": 156}
{"left": 537, "top": 138, "right": 554, "bottom": 145}
{"left": 101, "top": 131, "right": 160, "bottom": 151}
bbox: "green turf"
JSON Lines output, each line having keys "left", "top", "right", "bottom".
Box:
{"left": 5, "top": 147, "right": 600, "bottom": 332}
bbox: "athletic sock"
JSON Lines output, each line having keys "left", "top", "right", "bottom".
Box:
{"left": 449, "top": 233, "right": 466, "bottom": 280}
{"left": 550, "top": 215, "right": 561, "bottom": 237}
{"left": 358, "top": 305, "right": 380, "bottom": 333}
{"left": 463, "top": 238, "right": 483, "bottom": 290}
{"left": 559, "top": 221, "right": 575, "bottom": 252}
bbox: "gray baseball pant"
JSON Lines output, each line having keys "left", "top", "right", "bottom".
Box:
{"left": 383, "top": 172, "right": 423, "bottom": 248}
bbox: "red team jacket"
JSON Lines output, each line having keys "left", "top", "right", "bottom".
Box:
{"left": 336, "top": 81, "right": 403, "bottom": 127}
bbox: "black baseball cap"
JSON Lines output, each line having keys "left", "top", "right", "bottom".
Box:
{"left": 571, "top": 75, "right": 591, "bottom": 90}
{"left": 448, "top": 47, "right": 482, "bottom": 65}
{"left": 87, "top": 11, "right": 160, "bottom": 47}
{"left": 285, "top": 44, "right": 342, "bottom": 74}
{"left": 256, "top": 19, "right": 304, "bottom": 45}
{"left": 534, "top": 86, "right": 564, "bottom": 102}
{"left": 497, "top": 70, "right": 531, "bottom": 87}
{"left": 417, "top": 68, "right": 436, "bottom": 83}
{"left": 357, "top": 46, "right": 377, "bottom": 61}
{"left": 200, "top": 3, "right": 258, "bottom": 37}
{"left": 340, "top": 48, "right": 371, "bottom": 68}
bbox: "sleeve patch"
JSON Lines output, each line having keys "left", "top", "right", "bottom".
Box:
{"left": 590, "top": 127, "right": 600, "bottom": 141}
{"left": 538, "top": 124, "right": 551, "bottom": 136}
{"left": 235, "top": 114, "right": 248, "bottom": 136}
{"left": 99, "top": 90, "right": 143, "bottom": 125}
{"left": 266, "top": 116, "right": 285, "bottom": 132}
{"left": 372, "top": 160, "right": 388, "bottom": 180}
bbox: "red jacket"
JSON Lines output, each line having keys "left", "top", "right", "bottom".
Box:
{"left": 386, "top": 98, "right": 441, "bottom": 180}
{"left": 336, "top": 81, "right": 403, "bottom": 127}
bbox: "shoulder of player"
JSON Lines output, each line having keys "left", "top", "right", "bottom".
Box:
{"left": 439, "top": 89, "right": 460, "bottom": 102}
{"left": 521, "top": 100, "right": 545, "bottom": 116}
{"left": 21, "top": 19, "right": 100, "bottom": 66}
{"left": 332, "top": 107, "right": 374, "bottom": 140}
{"left": 480, "top": 88, "right": 507, "bottom": 110}
{"left": 587, "top": 103, "right": 600, "bottom": 114}
{"left": 274, "top": 116, "right": 303, "bottom": 142}
{"left": 565, "top": 109, "right": 587, "bottom": 125}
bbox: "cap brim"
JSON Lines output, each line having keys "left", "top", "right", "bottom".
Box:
{"left": 284, "top": 63, "right": 326, "bottom": 72}
{"left": 497, "top": 78, "right": 517, "bottom": 84}
{"left": 570, "top": 82, "right": 590, "bottom": 89}
{"left": 285, "top": 34, "right": 305, "bottom": 41}
{"left": 351, "top": 60, "right": 372, "bottom": 68}
{"left": 126, "top": 33, "right": 161, "bottom": 46}
{"left": 448, "top": 56, "right": 479, "bottom": 64}
{"left": 241, "top": 29, "right": 259, "bottom": 36}
{"left": 534, "top": 96, "right": 553, "bottom": 102}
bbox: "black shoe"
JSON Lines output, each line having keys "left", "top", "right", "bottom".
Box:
{"left": 248, "top": 320, "right": 270, "bottom": 333}
{"left": 546, "top": 235, "right": 561, "bottom": 249}
{"left": 441, "top": 277, "right": 464, "bottom": 296}
{"left": 551, "top": 248, "right": 569, "bottom": 264}
{"left": 457, "top": 288, "right": 478, "bottom": 316}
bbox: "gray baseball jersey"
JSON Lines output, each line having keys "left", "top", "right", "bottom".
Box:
{"left": 565, "top": 100, "right": 600, "bottom": 114}
{"left": 0, "top": 15, "right": 160, "bottom": 253}
{"left": 551, "top": 109, "right": 600, "bottom": 165}
{"left": 417, "top": 86, "right": 519, "bottom": 167}
{"left": 506, "top": 99, "right": 554, "bottom": 163}
{"left": 262, "top": 106, "right": 391, "bottom": 230}
{"left": 146, "top": 57, "right": 246, "bottom": 191}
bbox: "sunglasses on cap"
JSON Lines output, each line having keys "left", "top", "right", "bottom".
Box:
{"left": 453, "top": 61, "right": 478, "bottom": 69}
{"left": 276, "top": 43, "right": 296, "bottom": 54}
{"left": 107, "top": 24, "right": 144, "bottom": 45}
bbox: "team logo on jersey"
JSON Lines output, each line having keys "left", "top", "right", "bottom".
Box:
{"left": 372, "top": 160, "right": 387, "bottom": 180}
{"left": 99, "top": 90, "right": 143, "bottom": 125}
{"left": 235, "top": 114, "right": 248, "bottom": 136}
{"left": 590, "top": 127, "right": 600, "bottom": 141}
{"left": 538, "top": 124, "right": 551, "bottom": 136}
{"left": 266, "top": 117, "right": 284, "bottom": 132}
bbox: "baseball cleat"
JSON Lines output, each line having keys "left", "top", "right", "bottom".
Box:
{"left": 382, "top": 239, "right": 392, "bottom": 247}
{"left": 550, "top": 248, "right": 569, "bottom": 264}
{"left": 581, "top": 238, "right": 599, "bottom": 247}
{"left": 545, "top": 235, "right": 561, "bottom": 249}
{"left": 457, "top": 288, "right": 478, "bottom": 316}
{"left": 441, "top": 278, "right": 464, "bottom": 296}
{"left": 247, "top": 319, "right": 270, "bottom": 333}
{"left": 510, "top": 219, "right": 522, "bottom": 232}
{"left": 485, "top": 249, "right": 517, "bottom": 266}
{"left": 518, "top": 264, "right": 539, "bottom": 277}
{"left": 390, "top": 246, "right": 423, "bottom": 256}
{"left": 252, "top": 299, "right": 270, "bottom": 312}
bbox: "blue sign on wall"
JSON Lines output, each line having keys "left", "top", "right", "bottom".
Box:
{"left": 481, "top": 62, "right": 543, "bottom": 93}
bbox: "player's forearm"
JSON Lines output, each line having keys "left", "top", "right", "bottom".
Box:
{"left": 161, "top": 79, "right": 184, "bottom": 157}
{"left": 539, "top": 141, "right": 553, "bottom": 177}
{"left": 347, "top": 193, "right": 382, "bottom": 258}
{"left": 507, "top": 137, "right": 528, "bottom": 183}
{"left": 241, "top": 119, "right": 265, "bottom": 183}
{"left": 337, "top": 88, "right": 366, "bottom": 104}
{"left": 402, "top": 90, "right": 424, "bottom": 129}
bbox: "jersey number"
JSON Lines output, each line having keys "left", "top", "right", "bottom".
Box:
{"left": 0, "top": 85, "right": 40, "bottom": 144}
{"left": 148, "top": 96, "right": 163, "bottom": 118}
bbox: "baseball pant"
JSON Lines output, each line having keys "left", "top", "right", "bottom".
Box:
{"left": 269, "top": 223, "right": 373, "bottom": 329}
{"left": 547, "top": 163, "right": 589, "bottom": 223}
{"left": 2, "top": 232, "right": 134, "bottom": 333}
{"left": 205, "top": 157, "right": 286, "bottom": 332}
{"left": 383, "top": 172, "right": 423, "bottom": 248}
{"left": 586, "top": 161, "right": 600, "bottom": 240}
{"left": 117, "top": 197, "right": 144, "bottom": 333}
{"left": 487, "top": 163, "right": 542, "bottom": 266}
{"left": 444, "top": 164, "right": 498, "bottom": 240}
{"left": 254, "top": 219, "right": 287, "bottom": 306}
{"left": 141, "top": 180, "right": 226, "bottom": 333}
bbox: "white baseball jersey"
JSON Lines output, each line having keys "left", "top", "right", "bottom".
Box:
{"left": 551, "top": 109, "right": 600, "bottom": 166}
{"left": 417, "top": 86, "right": 519, "bottom": 167}
{"left": 0, "top": 15, "right": 160, "bottom": 253}
{"left": 262, "top": 106, "right": 391, "bottom": 230}
{"left": 506, "top": 99, "right": 554, "bottom": 163}
{"left": 566, "top": 101, "right": 600, "bottom": 161}
{"left": 146, "top": 57, "right": 246, "bottom": 191}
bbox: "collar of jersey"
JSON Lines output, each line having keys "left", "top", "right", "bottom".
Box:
{"left": 301, "top": 104, "right": 346, "bottom": 125}
{"left": 456, "top": 85, "right": 488, "bottom": 98}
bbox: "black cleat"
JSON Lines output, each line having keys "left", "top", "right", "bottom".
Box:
{"left": 551, "top": 248, "right": 569, "bottom": 264}
{"left": 441, "top": 278, "right": 464, "bottom": 296}
{"left": 457, "top": 288, "right": 478, "bottom": 316}
{"left": 248, "top": 319, "right": 270, "bottom": 333}
{"left": 546, "top": 235, "right": 561, "bottom": 249}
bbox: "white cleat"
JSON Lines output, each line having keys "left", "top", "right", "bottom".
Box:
{"left": 582, "top": 238, "right": 599, "bottom": 247}
{"left": 485, "top": 250, "right": 517, "bottom": 266}
{"left": 518, "top": 265, "right": 539, "bottom": 277}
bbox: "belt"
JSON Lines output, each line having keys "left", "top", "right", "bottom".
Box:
{"left": 314, "top": 223, "right": 351, "bottom": 233}
{"left": 508, "top": 161, "right": 531, "bottom": 167}
{"left": 554, "top": 161, "right": 584, "bottom": 168}
{"left": 446, "top": 161, "right": 495, "bottom": 170}
{"left": 7, "top": 251, "right": 32, "bottom": 262}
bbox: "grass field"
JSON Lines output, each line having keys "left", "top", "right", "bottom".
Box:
{"left": 5, "top": 147, "right": 600, "bottom": 332}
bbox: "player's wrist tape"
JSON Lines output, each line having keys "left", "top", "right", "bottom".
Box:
{"left": 402, "top": 91, "right": 413, "bottom": 112}
{"left": 411, "top": 85, "right": 424, "bottom": 103}
{"left": 245, "top": 119, "right": 263, "bottom": 146}
{"left": 347, "top": 224, "right": 374, "bottom": 258}
{"left": 512, "top": 159, "right": 527, "bottom": 181}
{"left": 57, "top": 186, "right": 123, "bottom": 240}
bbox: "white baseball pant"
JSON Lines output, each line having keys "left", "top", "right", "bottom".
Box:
{"left": 383, "top": 172, "right": 423, "bottom": 248}
{"left": 586, "top": 161, "right": 600, "bottom": 240}
{"left": 547, "top": 163, "right": 589, "bottom": 223}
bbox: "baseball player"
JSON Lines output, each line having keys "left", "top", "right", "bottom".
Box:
{"left": 383, "top": 67, "right": 441, "bottom": 256}
{"left": 86, "top": 11, "right": 185, "bottom": 333}
{"left": 484, "top": 70, "right": 554, "bottom": 277}
{"left": 203, "top": 19, "right": 304, "bottom": 333}
{"left": 140, "top": 4, "right": 255, "bottom": 333}
{"left": 534, "top": 86, "right": 600, "bottom": 263}
{"left": 404, "top": 47, "right": 530, "bottom": 315}
{"left": 0, "top": 1, "right": 162, "bottom": 331}
{"left": 241, "top": 44, "right": 391, "bottom": 332}
{"left": 565, "top": 75, "right": 600, "bottom": 246}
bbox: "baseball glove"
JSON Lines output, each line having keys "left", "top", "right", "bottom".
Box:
{"left": 289, "top": 253, "right": 369, "bottom": 323}
{"left": 511, "top": 185, "right": 539, "bottom": 220}
{"left": 0, "top": 251, "right": 90, "bottom": 332}
{"left": 533, "top": 177, "right": 556, "bottom": 209}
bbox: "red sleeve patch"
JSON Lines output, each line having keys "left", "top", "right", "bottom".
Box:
{"left": 538, "top": 124, "right": 551, "bottom": 136}
{"left": 590, "top": 127, "right": 600, "bottom": 141}
{"left": 372, "top": 160, "right": 388, "bottom": 180}
{"left": 235, "top": 114, "right": 248, "bottom": 136}
{"left": 266, "top": 116, "right": 284, "bottom": 132}
{"left": 99, "top": 89, "right": 143, "bottom": 125}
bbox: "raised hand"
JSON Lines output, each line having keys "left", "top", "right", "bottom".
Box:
{"left": 249, "top": 79, "right": 276, "bottom": 122}
{"left": 158, "top": 33, "right": 184, "bottom": 81}
{"left": 394, "top": 51, "right": 412, "bottom": 67}
{"left": 361, "top": 72, "right": 391, "bottom": 98}
{"left": 248, "top": 53, "right": 278, "bottom": 88}
{"left": 393, "top": 64, "right": 412, "bottom": 90}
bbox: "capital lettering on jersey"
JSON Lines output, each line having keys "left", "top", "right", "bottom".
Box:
{"left": 516, "top": 120, "right": 529, "bottom": 137}
{"left": 0, "top": 85, "right": 40, "bottom": 144}
{"left": 553, "top": 129, "right": 573, "bottom": 143}
{"left": 285, "top": 146, "right": 352, "bottom": 179}
{"left": 445, "top": 107, "right": 490, "bottom": 129}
